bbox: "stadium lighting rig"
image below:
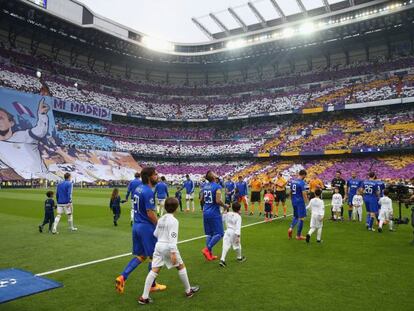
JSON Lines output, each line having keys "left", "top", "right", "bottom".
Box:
{"left": 218, "top": 1, "right": 413, "bottom": 52}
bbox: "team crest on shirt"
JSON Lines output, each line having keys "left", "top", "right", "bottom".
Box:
{"left": 171, "top": 232, "right": 177, "bottom": 238}
{"left": 150, "top": 198, "right": 154, "bottom": 205}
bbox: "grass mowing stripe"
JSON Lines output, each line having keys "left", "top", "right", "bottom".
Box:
{"left": 36, "top": 213, "right": 293, "bottom": 276}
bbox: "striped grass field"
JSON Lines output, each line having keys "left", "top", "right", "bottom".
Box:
{"left": 0, "top": 187, "right": 413, "bottom": 311}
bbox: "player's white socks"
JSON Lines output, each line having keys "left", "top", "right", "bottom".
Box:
{"left": 191, "top": 201, "right": 195, "bottom": 212}
{"left": 68, "top": 214, "right": 77, "bottom": 230}
{"left": 178, "top": 268, "right": 191, "bottom": 293}
{"left": 220, "top": 244, "right": 231, "bottom": 262}
{"left": 316, "top": 228, "right": 322, "bottom": 241}
{"left": 236, "top": 247, "right": 242, "bottom": 260}
{"left": 308, "top": 228, "right": 316, "bottom": 236}
{"left": 52, "top": 214, "right": 61, "bottom": 232}
{"left": 389, "top": 220, "right": 394, "bottom": 230}
{"left": 186, "top": 201, "right": 190, "bottom": 211}
{"left": 142, "top": 271, "right": 158, "bottom": 299}
{"left": 379, "top": 220, "right": 384, "bottom": 229}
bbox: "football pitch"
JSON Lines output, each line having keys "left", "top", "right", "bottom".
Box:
{"left": 1, "top": 187, "right": 413, "bottom": 311}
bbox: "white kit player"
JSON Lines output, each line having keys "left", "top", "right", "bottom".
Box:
{"left": 219, "top": 202, "right": 246, "bottom": 267}
{"left": 378, "top": 189, "right": 394, "bottom": 232}
{"left": 138, "top": 198, "right": 199, "bottom": 305}
{"left": 352, "top": 188, "right": 364, "bottom": 222}
{"left": 306, "top": 189, "right": 325, "bottom": 243}
{"left": 331, "top": 187, "right": 343, "bottom": 220}
{"left": 0, "top": 99, "right": 50, "bottom": 178}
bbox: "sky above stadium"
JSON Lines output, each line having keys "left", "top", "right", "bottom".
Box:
{"left": 76, "top": 0, "right": 345, "bottom": 43}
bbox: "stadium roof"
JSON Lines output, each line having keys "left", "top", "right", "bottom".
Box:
{"left": 5, "top": 0, "right": 414, "bottom": 61}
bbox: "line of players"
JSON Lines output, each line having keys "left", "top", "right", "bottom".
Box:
{"left": 115, "top": 168, "right": 246, "bottom": 305}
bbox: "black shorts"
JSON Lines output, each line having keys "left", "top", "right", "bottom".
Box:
{"left": 264, "top": 203, "right": 272, "bottom": 213}
{"left": 275, "top": 191, "right": 286, "bottom": 203}
{"left": 251, "top": 191, "right": 261, "bottom": 202}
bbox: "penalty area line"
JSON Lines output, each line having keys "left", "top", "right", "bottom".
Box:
{"left": 36, "top": 213, "right": 293, "bottom": 277}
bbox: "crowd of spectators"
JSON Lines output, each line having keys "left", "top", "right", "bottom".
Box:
{"left": 55, "top": 106, "right": 413, "bottom": 156}
{"left": 2, "top": 46, "right": 414, "bottom": 120}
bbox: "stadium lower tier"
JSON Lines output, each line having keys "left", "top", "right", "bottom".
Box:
{"left": 1, "top": 144, "right": 412, "bottom": 184}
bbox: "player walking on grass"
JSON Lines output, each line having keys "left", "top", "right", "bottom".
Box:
{"left": 180, "top": 174, "right": 195, "bottom": 212}
{"left": 361, "top": 172, "right": 380, "bottom": 231}
{"left": 138, "top": 198, "right": 199, "bottom": 305}
{"left": 219, "top": 202, "right": 246, "bottom": 267}
{"left": 115, "top": 167, "right": 166, "bottom": 294}
{"left": 52, "top": 173, "right": 77, "bottom": 234}
{"left": 306, "top": 189, "right": 325, "bottom": 243}
{"left": 288, "top": 169, "right": 308, "bottom": 240}
{"left": 201, "top": 170, "right": 228, "bottom": 261}
{"left": 235, "top": 176, "right": 249, "bottom": 214}
{"left": 126, "top": 172, "right": 142, "bottom": 226}
{"left": 224, "top": 176, "right": 235, "bottom": 205}
{"left": 345, "top": 172, "right": 362, "bottom": 221}
{"left": 154, "top": 176, "right": 169, "bottom": 217}
{"left": 38, "top": 191, "right": 56, "bottom": 233}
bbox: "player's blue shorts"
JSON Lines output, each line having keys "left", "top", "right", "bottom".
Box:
{"left": 292, "top": 202, "right": 306, "bottom": 218}
{"left": 225, "top": 194, "right": 232, "bottom": 205}
{"left": 348, "top": 194, "right": 355, "bottom": 206}
{"left": 203, "top": 216, "right": 224, "bottom": 237}
{"left": 132, "top": 222, "right": 156, "bottom": 257}
{"left": 364, "top": 198, "right": 379, "bottom": 214}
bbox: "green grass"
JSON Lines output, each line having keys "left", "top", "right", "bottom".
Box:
{"left": 1, "top": 187, "right": 413, "bottom": 311}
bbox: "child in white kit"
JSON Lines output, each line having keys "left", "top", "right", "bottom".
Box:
{"left": 352, "top": 188, "right": 364, "bottom": 222}
{"left": 138, "top": 198, "right": 199, "bottom": 305}
{"left": 306, "top": 189, "right": 325, "bottom": 243}
{"left": 219, "top": 202, "right": 246, "bottom": 267}
{"left": 378, "top": 189, "right": 394, "bottom": 232}
{"left": 331, "top": 187, "right": 343, "bottom": 220}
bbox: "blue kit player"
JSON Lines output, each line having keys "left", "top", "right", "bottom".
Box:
{"left": 375, "top": 175, "right": 386, "bottom": 197}
{"left": 181, "top": 175, "right": 195, "bottom": 212}
{"left": 346, "top": 172, "right": 362, "bottom": 221}
{"left": 126, "top": 172, "right": 142, "bottom": 226}
{"left": 201, "top": 171, "right": 228, "bottom": 261}
{"left": 288, "top": 169, "right": 308, "bottom": 240}
{"left": 154, "top": 176, "right": 169, "bottom": 217}
{"left": 224, "top": 176, "right": 235, "bottom": 205}
{"left": 361, "top": 172, "right": 380, "bottom": 231}
{"left": 52, "top": 172, "right": 76, "bottom": 234}
{"left": 115, "top": 167, "right": 166, "bottom": 295}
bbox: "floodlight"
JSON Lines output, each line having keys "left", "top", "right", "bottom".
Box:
{"left": 282, "top": 28, "right": 295, "bottom": 38}
{"left": 36, "top": 70, "right": 41, "bottom": 78}
{"left": 141, "top": 36, "right": 174, "bottom": 52}
{"left": 226, "top": 39, "right": 247, "bottom": 49}
{"left": 299, "top": 22, "right": 316, "bottom": 35}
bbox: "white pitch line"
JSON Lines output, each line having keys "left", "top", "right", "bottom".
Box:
{"left": 36, "top": 213, "right": 293, "bottom": 277}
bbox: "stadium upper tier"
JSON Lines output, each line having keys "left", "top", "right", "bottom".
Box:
{"left": 1, "top": 57, "right": 414, "bottom": 120}
{"left": 55, "top": 106, "right": 414, "bottom": 157}
{"left": 2, "top": 45, "right": 414, "bottom": 96}
{"left": 0, "top": 49, "right": 414, "bottom": 119}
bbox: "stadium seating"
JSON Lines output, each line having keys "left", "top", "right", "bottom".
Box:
{"left": 2, "top": 45, "right": 414, "bottom": 120}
